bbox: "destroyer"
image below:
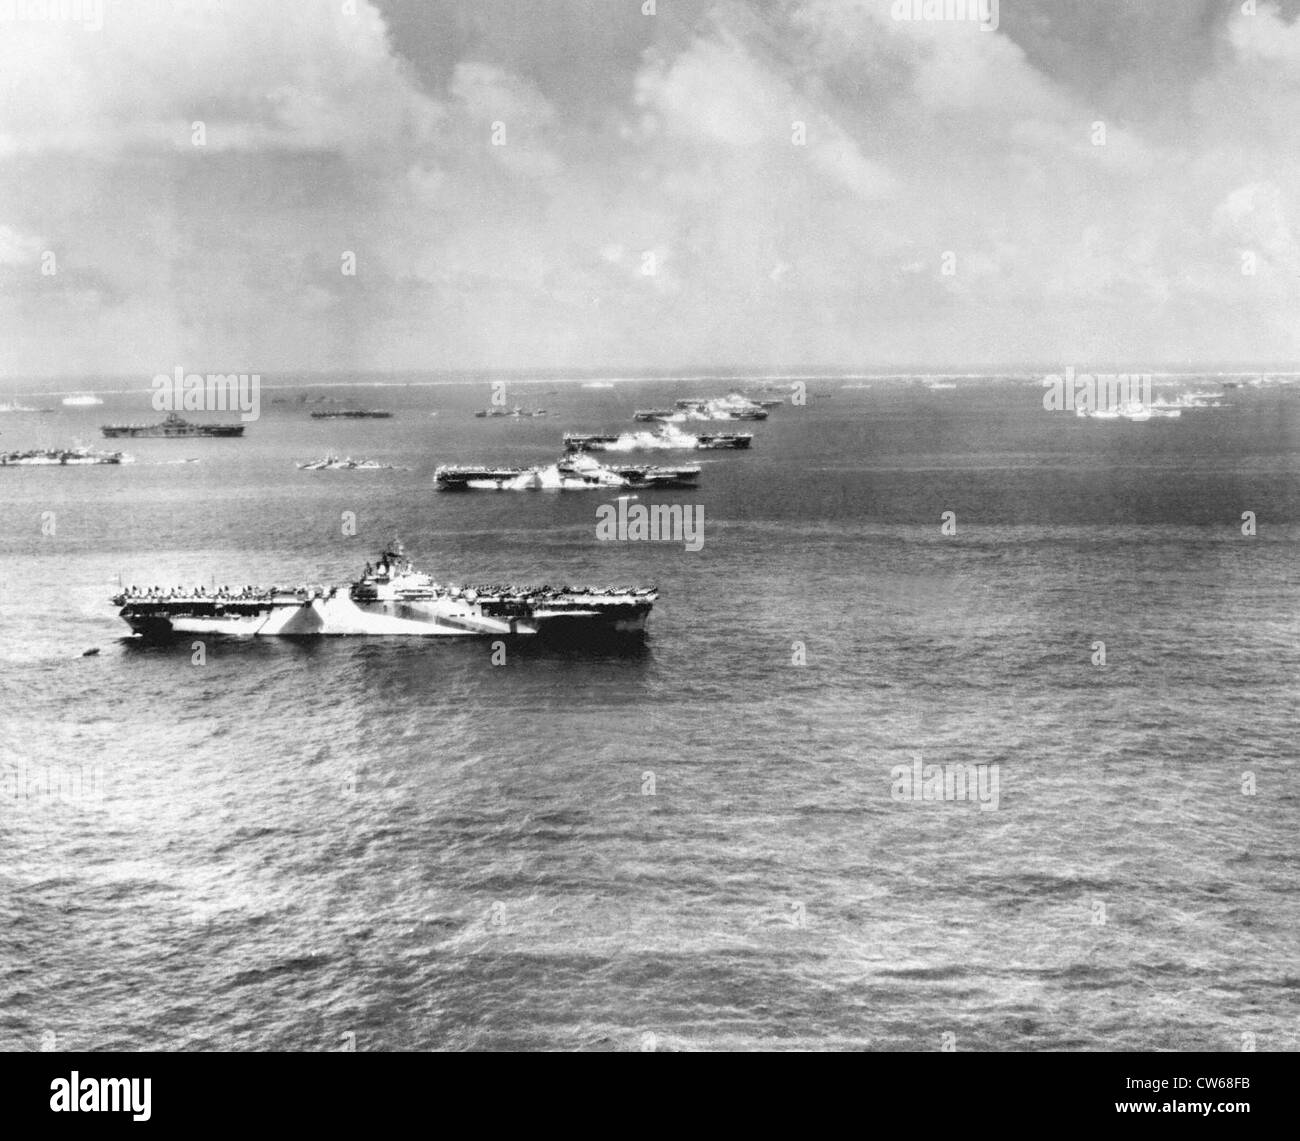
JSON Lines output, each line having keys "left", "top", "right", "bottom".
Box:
{"left": 112, "top": 546, "right": 657, "bottom": 638}
{"left": 102, "top": 412, "right": 244, "bottom": 438}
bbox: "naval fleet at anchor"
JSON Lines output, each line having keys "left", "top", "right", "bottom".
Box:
{"left": 105, "top": 384, "right": 782, "bottom": 641}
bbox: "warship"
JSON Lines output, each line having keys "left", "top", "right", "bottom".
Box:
{"left": 589, "top": 456, "right": 701, "bottom": 488}
{"left": 112, "top": 546, "right": 658, "bottom": 639}
{"left": 1, "top": 446, "right": 133, "bottom": 465}
{"left": 296, "top": 455, "right": 394, "bottom": 470}
{"left": 565, "top": 424, "right": 751, "bottom": 452}
{"left": 102, "top": 411, "right": 244, "bottom": 438}
{"left": 435, "top": 453, "right": 699, "bottom": 490}
{"left": 641, "top": 405, "right": 764, "bottom": 423}
{"left": 667, "top": 395, "right": 769, "bottom": 420}
{"left": 473, "top": 407, "right": 549, "bottom": 418}
{"left": 309, "top": 409, "right": 392, "bottom": 419}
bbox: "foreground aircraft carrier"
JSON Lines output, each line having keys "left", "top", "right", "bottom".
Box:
{"left": 113, "top": 547, "right": 658, "bottom": 638}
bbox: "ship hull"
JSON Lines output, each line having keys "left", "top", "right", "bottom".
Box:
{"left": 119, "top": 596, "right": 651, "bottom": 638}
{"left": 309, "top": 412, "right": 392, "bottom": 419}
{"left": 694, "top": 437, "right": 751, "bottom": 449}
{"left": 2, "top": 457, "right": 125, "bottom": 465}
{"left": 565, "top": 435, "right": 750, "bottom": 452}
{"left": 436, "top": 462, "right": 698, "bottom": 490}
{"left": 2, "top": 449, "right": 130, "bottom": 465}
{"left": 102, "top": 426, "right": 244, "bottom": 437}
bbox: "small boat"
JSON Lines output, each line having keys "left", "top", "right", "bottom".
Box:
{"left": 61, "top": 393, "right": 104, "bottom": 406}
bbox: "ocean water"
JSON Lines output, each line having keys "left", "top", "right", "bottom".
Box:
{"left": 1, "top": 375, "right": 1296, "bottom": 1051}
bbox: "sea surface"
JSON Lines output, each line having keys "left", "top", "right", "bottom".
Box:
{"left": 1, "top": 373, "right": 1297, "bottom": 1051}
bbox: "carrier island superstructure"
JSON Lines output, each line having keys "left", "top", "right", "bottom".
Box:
{"left": 112, "top": 547, "right": 657, "bottom": 638}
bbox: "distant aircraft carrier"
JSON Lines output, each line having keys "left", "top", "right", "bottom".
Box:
{"left": 435, "top": 453, "right": 700, "bottom": 490}
{"left": 565, "top": 424, "right": 752, "bottom": 451}
{"left": 101, "top": 412, "right": 244, "bottom": 438}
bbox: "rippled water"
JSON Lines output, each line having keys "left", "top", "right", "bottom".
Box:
{"left": 1, "top": 376, "right": 1297, "bottom": 1050}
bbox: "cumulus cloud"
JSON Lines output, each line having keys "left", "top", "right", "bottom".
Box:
{"left": 1, "top": 0, "right": 1299, "bottom": 376}
{"left": 0, "top": 1, "right": 437, "bottom": 157}
{"left": 1214, "top": 181, "right": 1299, "bottom": 273}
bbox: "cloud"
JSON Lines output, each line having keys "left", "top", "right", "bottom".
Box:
{"left": 0, "top": 225, "right": 43, "bottom": 265}
{"left": 1214, "top": 181, "right": 1299, "bottom": 273}
{"left": 2, "top": 0, "right": 1300, "bottom": 376}
{"left": 1230, "top": 1, "right": 1300, "bottom": 61}
{"left": 0, "top": 1, "right": 441, "bottom": 157}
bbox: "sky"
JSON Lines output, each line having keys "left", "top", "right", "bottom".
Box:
{"left": 1, "top": 0, "right": 1298, "bottom": 379}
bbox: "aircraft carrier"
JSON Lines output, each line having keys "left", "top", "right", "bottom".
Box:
{"left": 102, "top": 412, "right": 245, "bottom": 438}
{"left": 564, "top": 425, "right": 752, "bottom": 451}
{"left": 112, "top": 546, "right": 658, "bottom": 638}
{"left": 435, "top": 453, "right": 700, "bottom": 490}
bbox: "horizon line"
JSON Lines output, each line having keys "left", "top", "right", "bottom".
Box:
{"left": 2, "top": 362, "right": 1298, "bottom": 389}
